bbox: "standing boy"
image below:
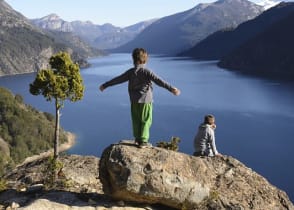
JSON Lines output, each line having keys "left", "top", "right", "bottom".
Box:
{"left": 193, "top": 114, "right": 222, "bottom": 157}
{"left": 99, "top": 48, "right": 180, "bottom": 148}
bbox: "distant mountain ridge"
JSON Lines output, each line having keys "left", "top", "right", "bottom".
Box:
{"left": 42, "top": 29, "right": 104, "bottom": 64}
{"left": 0, "top": 0, "right": 32, "bottom": 29}
{"left": 0, "top": 0, "right": 101, "bottom": 76}
{"left": 32, "top": 14, "right": 157, "bottom": 49}
{"left": 180, "top": 2, "right": 294, "bottom": 60}
{"left": 0, "top": 0, "right": 60, "bottom": 75}
{"left": 113, "top": 0, "right": 264, "bottom": 55}
{"left": 218, "top": 4, "right": 294, "bottom": 78}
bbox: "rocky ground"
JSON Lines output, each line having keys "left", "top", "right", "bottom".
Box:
{"left": 0, "top": 141, "right": 294, "bottom": 210}
{"left": 0, "top": 154, "right": 174, "bottom": 210}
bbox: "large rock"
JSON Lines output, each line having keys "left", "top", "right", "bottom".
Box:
{"left": 99, "top": 141, "right": 294, "bottom": 210}
{"left": 0, "top": 155, "right": 171, "bottom": 210}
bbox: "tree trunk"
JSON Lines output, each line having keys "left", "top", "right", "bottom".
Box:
{"left": 54, "top": 99, "right": 60, "bottom": 160}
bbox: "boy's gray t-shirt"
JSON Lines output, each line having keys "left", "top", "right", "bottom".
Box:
{"left": 102, "top": 64, "right": 174, "bottom": 103}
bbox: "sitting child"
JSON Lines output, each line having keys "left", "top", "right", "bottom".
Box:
{"left": 193, "top": 114, "right": 222, "bottom": 157}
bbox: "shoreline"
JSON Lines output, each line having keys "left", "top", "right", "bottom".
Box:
{"left": 17, "top": 132, "right": 76, "bottom": 167}
{"left": 59, "top": 132, "right": 76, "bottom": 153}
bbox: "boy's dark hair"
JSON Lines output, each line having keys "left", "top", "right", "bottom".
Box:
{"left": 132, "top": 48, "right": 148, "bottom": 65}
{"left": 204, "top": 114, "right": 215, "bottom": 124}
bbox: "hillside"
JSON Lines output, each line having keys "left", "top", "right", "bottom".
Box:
{"left": 0, "top": 87, "right": 67, "bottom": 176}
{"left": 32, "top": 14, "right": 156, "bottom": 50}
{"left": 0, "top": 0, "right": 96, "bottom": 76}
{"left": 44, "top": 30, "right": 104, "bottom": 65}
{"left": 113, "top": 0, "right": 263, "bottom": 55}
{"left": 180, "top": 2, "right": 294, "bottom": 60}
{"left": 218, "top": 8, "right": 294, "bottom": 78}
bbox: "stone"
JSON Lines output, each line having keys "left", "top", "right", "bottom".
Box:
{"left": 11, "top": 202, "right": 20, "bottom": 209}
{"left": 4, "top": 155, "right": 102, "bottom": 194}
{"left": 99, "top": 142, "right": 294, "bottom": 210}
{"left": 0, "top": 155, "right": 169, "bottom": 210}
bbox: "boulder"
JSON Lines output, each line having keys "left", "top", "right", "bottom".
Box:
{"left": 0, "top": 154, "right": 171, "bottom": 210}
{"left": 99, "top": 141, "right": 294, "bottom": 210}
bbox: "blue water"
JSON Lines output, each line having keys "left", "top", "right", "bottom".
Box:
{"left": 1, "top": 53, "right": 294, "bottom": 202}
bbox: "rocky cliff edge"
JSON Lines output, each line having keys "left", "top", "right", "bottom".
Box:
{"left": 0, "top": 140, "right": 293, "bottom": 210}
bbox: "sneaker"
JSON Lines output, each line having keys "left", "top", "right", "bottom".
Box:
{"left": 138, "top": 142, "right": 152, "bottom": 148}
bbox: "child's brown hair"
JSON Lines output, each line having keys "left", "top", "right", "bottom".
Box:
{"left": 132, "top": 48, "right": 148, "bottom": 65}
{"left": 204, "top": 114, "right": 215, "bottom": 125}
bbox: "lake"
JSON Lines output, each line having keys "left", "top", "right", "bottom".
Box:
{"left": 1, "top": 53, "right": 294, "bottom": 202}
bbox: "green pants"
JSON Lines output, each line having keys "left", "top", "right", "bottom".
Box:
{"left": 131, "top": 103, "right": 152, "bottom": 143}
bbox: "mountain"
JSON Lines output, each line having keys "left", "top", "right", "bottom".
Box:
{"left": 42, "top": 30, "right": 104, "bottom": 67}
{"left": 32, "top": 14, "right": 117, "bottom": 45}
{"left": 113, "top": 0, "right": 264, "bottom": 55}
{"left": 32, "top": 14, "right": 156, "bottom": 49}
{"left": 180, "top": 2, "right": 294, "bottom": 60}
{"left": 218, "top": 6, "right": 294, "bottom": 78}
{"left": 0, "top": 0, "right": 94, "bottom": 76}
{"left": 0, "top": 87, "right": 68, "bottom": 176}
{"left": 93, "top": 19, "right": 157, "bottom": 49}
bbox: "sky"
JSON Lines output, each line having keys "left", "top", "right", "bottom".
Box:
{"left": 5, "top": 0, "right": 289, "bottom": 27}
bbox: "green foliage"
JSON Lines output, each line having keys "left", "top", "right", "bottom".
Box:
{"left": 30, "top": 51, "right": 84, "bottom": 108}
{"left": 156, "top": 137, "right": 181, "bottom": 151}
{"left": 0, "top": 157, "right": 5, "bottom": 177}
{"left": 42, "top": 156, "right": 70, "bottom": 190}
{"left": 181, "top": 204, "right": 188, "bottom": 210}
{"left": 0, "top": 87, "right": 67, "bottom": 175}
{"left": 209, "top": 190, "right": 219, "bottom": 200}
{"left": 43, "top": 112, "right": 54, "bottom": 122}
{"left": 0, "top": 178, "right": 7, "bottom": 192}
{"left": 14, "top": 94, "right": 23, "bottom": 104}
{"left": 43, "top": 155, "right": 63, "bottom": 188}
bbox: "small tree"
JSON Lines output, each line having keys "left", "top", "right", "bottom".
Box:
{"left": 30, "top": 52, "right": 84, "bottom": 159}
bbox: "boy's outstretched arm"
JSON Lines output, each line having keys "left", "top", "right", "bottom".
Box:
{"left": 99, "top": 70, "right": 129, "bottom": 92}
{"left": 146, "top": 70, "right": 181, "bottom": 96}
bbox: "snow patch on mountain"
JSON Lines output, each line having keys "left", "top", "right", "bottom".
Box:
{"left": 256, "top": 0, "right": 281, "bottom": 10}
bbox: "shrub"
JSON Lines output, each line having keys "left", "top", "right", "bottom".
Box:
{"left": 156, "top": 136, "right": 181, "bottom": 151}
{"left": 42, "top": 156, "right": 69, "bottom": 190}
{"left": 0, "top": 178, "right": 7, "bottom": 192}
{"left": 14, "top": 94, "right": 23, "bottom": 104}
{"left": 43, "top": 112, "right": 54, "bottom": 122}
